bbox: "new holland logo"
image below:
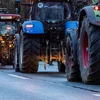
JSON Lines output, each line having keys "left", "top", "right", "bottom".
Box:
{"left": 38, "top": 3, "right": 43, "bottom": 8}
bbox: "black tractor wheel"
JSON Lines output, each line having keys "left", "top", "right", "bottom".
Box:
{"left": 14, "top": 34, "right": 20, "bottom": 72}
{"left": 65, "top": 29, "right": 81, "bottom": 82}
{"left": 19, "top": 31, "right": 40, "bottom": 73}
{"left": 79, "top": 16, "right": 100, "bottom": 84}
{"left": 58, "top": 61, "right": 65, "bottom": 73}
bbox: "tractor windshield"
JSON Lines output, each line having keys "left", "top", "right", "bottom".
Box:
{"left": 32, "top": 2, "right": 71, "bottom": 22}
{"left": 0, "top": 22, "right": 17, "bottom": 35}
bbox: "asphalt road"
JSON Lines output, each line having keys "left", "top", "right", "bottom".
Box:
{"left": 0, "top": 62, "right": 100, "bottom": 100}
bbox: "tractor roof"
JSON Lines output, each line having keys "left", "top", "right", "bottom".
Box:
{"left": 0, "top": 14, "right": 21, "bottom": 21}
{"left": 38, "top": 0, "right": 67, "bottom": 2}
{"left": 22, "top": 0, "right": 68, "bottom": 3}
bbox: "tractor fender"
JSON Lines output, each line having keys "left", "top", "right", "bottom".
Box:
{"left": 65, "top": 21, "right": 78, "bottom": 35}
{"left": 78, "top": 6, "right": 100, "bottom": 38}
{"left": 22, "top": 20, "right": 44, "bottom": 34}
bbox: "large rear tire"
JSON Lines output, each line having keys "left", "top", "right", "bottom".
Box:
{"left": 65, "top": 29, "right": 81, "bottom": 82}
{"left": 19, "top": 31, "right": 40, "bottom": 73}
{"left": 79, "top": 16, "right": 100, "bottom": 84}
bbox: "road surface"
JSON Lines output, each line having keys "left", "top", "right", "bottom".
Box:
{"left": 0, "top": 62, "right": 100, "bottom": 100}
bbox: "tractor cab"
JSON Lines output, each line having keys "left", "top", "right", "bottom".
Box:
{"left": 0, "top": 14, "right": 21, "bottom": 36}
{"left": 30, "top": 0, "right": 72, "bottom": 23}
{"left": 26, "top": 0, "right": 74, "bottom": 40}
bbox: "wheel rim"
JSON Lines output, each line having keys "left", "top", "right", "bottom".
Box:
{"left": 82, "top": 31, "right": 88, "bottom": 68}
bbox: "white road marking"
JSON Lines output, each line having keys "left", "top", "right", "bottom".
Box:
{"left": 8, "top": 74, "right": 29, "bottom": 80}
{"left": 93, "top": 94, "right": 100, "bottom": 97}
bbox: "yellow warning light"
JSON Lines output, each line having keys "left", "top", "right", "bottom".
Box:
{"left": 0, "top": 36, "right": 3, "bottom": 41}
{"left": 9, "top": 44, "right": 12, "bottom": 48}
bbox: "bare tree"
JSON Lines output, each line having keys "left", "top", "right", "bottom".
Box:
{"left": 0, "top": 0, "right": 34, "bottom": 19}
{"left": 0, "top": 0, "right": 15, "bottom": 13}
{"left": 0, "top": 0, "right": 3, "bottom": 6}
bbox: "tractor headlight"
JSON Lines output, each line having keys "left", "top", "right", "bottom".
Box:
{"left": 26, "top": 24, "right": 33, "bottom": 28}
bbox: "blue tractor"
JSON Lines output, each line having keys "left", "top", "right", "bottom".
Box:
{"left": 14, "top": 0, "right": 80, "bottom": 73}
{"left": 14, "top": 0, "right": 100, "bottom": 84}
